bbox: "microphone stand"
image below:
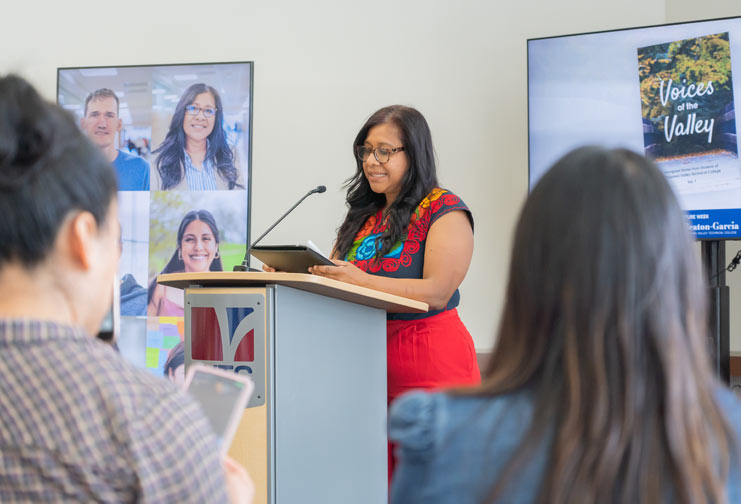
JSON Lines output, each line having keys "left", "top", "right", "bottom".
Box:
{"left": 234, "top": 186, "right": 326, "bottom": 271}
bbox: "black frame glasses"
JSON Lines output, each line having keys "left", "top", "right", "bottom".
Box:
{"left": 355, "top": 145, "right": 405, "bottom": 164}
{"left": 185, "top": 104, "right": 218, "bottom": 118}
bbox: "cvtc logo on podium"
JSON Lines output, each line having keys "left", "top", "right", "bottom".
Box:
{"left": 190, "top": 307, "right": 256, "bottom": 374}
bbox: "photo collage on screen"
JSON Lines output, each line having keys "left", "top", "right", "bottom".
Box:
{"left": 58, "top": 63, "right": 252, "bottom": 382}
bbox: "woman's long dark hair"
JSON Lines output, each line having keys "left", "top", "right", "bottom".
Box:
{"left": 163, "top": 341, "right": 185, "bottom": 378}
{"left": 463, "top": 147, "right": 733, "bottom": 504}
{"left": 152, "top": 83, "right": 242, "bottom": 190}
{"left": 147, "top": 209, "right": 223, "bottom": 303}
{"left": 334, "top": 105, "right": 438, "bottom": 260}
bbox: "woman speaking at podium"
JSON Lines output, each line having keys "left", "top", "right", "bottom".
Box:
{"left": 309, "top": 105, "right": 480, "bottom": 479}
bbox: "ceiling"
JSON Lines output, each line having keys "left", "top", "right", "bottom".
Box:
{"left": 58, "top": 63, "right": 252, "bottom": 128}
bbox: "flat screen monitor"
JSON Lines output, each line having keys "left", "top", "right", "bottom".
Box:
{"left": 528, "top": 17, "right": 741, "bottom": 239}
{"left": 58, "top": 62, "right": 253, "bottom": 377}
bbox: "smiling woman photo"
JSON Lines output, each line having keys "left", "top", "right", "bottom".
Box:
{"left": 147, "top": 209, "right": 223, "bottom": 316}
{"left": 152, "top": 83, "right": 243, "bottom": 190}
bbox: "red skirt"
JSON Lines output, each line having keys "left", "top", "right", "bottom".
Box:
{"left": 387, "top": 308, "right": 480, "bottom": 481}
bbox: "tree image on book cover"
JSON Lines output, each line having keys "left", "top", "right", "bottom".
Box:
{"left": 638, "top": 32, "right": 737, "bottom": 162}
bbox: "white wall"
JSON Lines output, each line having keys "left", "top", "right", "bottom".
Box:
{"left": 1, "top": 0, "right": 666, "bottom": 351}
{"left": 666, "top": 0, "right": 739, "bottom": 22}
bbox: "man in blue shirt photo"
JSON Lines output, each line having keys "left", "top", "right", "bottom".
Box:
{"left": 80, "top": 88, "right": 150, "bottom": 191}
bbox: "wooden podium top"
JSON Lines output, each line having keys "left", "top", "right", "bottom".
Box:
{"left": 157, "top": 271, "right": 429, "bottom": 314}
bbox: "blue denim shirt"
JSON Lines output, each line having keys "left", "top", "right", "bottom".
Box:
{"left": 112, "top": 149, "right": 150, "bottom": 191}
{"left": 389, "top": 386, "right": 741, "bottom": 503}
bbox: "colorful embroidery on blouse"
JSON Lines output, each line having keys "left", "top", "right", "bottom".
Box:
{"left": 345, "top": 188, "right": 463, "bottom": 273}
{"left": 349, "top": 233, "right": 403, "bottom": 261}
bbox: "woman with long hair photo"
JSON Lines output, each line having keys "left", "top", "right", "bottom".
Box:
{"left": 389, "top": 146, "right": 741, "bottom": 503}
{"left": 152, "top": 83, "right": 243, "bottom": 190}
{"left": 147, "top": 209, "right": 223, "bottom": 316}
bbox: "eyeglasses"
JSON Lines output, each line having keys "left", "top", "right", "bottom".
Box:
{"left": 355, "top": 145, "right": 405, "bottom": 164}
{"left": 185, "top": 105, "right": 217, "bottom": 118}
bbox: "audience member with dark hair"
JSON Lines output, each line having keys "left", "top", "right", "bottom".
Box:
{"left": 0, "top": 74, "right": 251, "bottom": 503}
{"left": 389, "top": 146, "right": 741, "bottom": 504}
{"left": 147, "top": 209, "right": 223, "bottom": 317}
{"left": 152, "top": 83, "right": 243, "bottom": 190}
{"left": 304, "top": 105, "right": 479, "bottom": 479}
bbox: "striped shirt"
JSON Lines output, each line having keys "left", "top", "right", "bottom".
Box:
{"left": 184, "top": 150, "right": 218, "bottom": 191}
{"left": 0, "top": 319, "right": 228, "bottom": 503}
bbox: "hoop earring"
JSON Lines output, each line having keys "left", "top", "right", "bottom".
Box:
{"left": 178, "top": 250, "right": 182, "bottom": 261}
{"left": 214, "top": 250, "right": 220, "bottom": 259}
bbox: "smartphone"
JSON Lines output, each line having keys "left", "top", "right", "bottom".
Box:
{"left": 97, "top": 273, "right": 120, "bottom": 344}
{"left": 183, "top": 363, "right": 255, "bottom": 456}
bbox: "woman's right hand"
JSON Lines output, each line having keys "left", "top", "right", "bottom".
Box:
{"left": 261, "top": 264, "right": 277, "bottom": 272}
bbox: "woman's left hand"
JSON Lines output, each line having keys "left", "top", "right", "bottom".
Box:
{"left": 309, "top": 259, "right": 368, "bottom": 286}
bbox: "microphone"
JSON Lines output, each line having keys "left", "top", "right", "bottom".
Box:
{"left": 233, "top": 185, "right": 327, "bottom": 271}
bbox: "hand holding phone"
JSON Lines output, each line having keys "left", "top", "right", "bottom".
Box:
{"left": 223, "top": 455, "right": 255, "bottom": 504}
{"left": 183, "top": 364, "right": 254, "bottom": 457}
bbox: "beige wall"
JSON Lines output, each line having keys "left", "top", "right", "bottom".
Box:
{"left": 1, "top": 0, "right": 668, "bottom": 351}
{"left": 666, "top": 0, "right": 739, "bottom": 23}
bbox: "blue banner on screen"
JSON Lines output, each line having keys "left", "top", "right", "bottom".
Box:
{"left": 528, "top": 17, "right": 741, "bottom": 240}
{"left": 687, "top": 209, "right": 741, "bottom": 238}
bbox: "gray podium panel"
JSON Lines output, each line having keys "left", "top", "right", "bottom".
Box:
{"left": 186, "top": 290, "right": 266, "bottom": 408}
{"left": 269, "top": 285, "right": 387, "bottom": 504}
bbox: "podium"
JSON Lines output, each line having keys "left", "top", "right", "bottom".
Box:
{"left": 157, "top": 272, "right": 427, "bottom": 504}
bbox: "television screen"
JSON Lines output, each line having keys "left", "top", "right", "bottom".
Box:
{"left": 528, "top": 17, "right": 741, "bottom": 239}
{"left": 58, "top": 62, "right": 253, "bottom": 376}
